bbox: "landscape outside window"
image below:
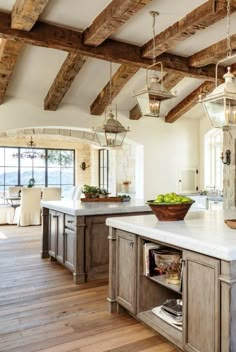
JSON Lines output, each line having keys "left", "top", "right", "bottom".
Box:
{"left": 0, "top": 147, "right": 75, "bottom": 201}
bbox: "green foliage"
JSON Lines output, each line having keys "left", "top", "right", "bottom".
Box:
{"left": 47, "top": 150, "right": 73, "bottom": 167}
{"left": 27, "top": 177, "right": 35, "bottom": 188}
{"left": 82, "top": 185, "right": 99, "bottom": 194}
{"left": 98, "top": 188, "right": 109, "bottom": 195}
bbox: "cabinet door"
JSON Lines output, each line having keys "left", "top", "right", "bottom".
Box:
{"left": 183, "top": 250, "right": 220, "bottom": 352}
{"left": 64, "top": 228, "right": 75, "bottom": 272}
{"left": 48, "top": 210, "right": 58, "bottom": 258}
{"left": 85, "top": 215, "right": 109, "bottom": 281}
{"left": 116, "top": 230, "right": 137, "bottom": 314}
{"left": 56, "top": 212, "right": 64, "bottom": 264}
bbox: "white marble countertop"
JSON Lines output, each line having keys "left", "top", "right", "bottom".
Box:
{"left": 106, "top": 209, "right": 236, "bottom": 261}
{"left": 41, "top": 198, "right": 150, "bottom": 216}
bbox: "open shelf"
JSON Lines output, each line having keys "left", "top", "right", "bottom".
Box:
{"left": 148, "top": 274, "right": 182, "bottom": 294}
{"left": 137, "top": 310, "right": 183, "bottom": 349}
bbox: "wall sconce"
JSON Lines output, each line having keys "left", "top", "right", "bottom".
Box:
{"left": 80, "top": 161, "right": 90, "bottom": 170}
{"left": 220, "top": 150, "right": 231, "bottom": 165}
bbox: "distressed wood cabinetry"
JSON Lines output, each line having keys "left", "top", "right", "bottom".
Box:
{"left": 42, "top": 206, "right": 150, "bottom": 284}
{"left": 108, "top": 228, "right": 224, "bottom": 352}
{"left": 183, "top": 250, "right": 220, "bottom": 352}
{"left": 48, "top": 209, "right": 64, "bottom": 263}
{"left": 116, "top": 230, "right": 137, "bottom": 314}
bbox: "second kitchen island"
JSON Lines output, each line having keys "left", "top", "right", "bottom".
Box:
{"left": 41, "top": 199, "right": 151, "bottom": 284}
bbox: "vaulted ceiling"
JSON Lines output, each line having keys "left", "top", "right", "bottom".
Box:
{"left": 0, "top": 0, "right": 236, "bottom": 125}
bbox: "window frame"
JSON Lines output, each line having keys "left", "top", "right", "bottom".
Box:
{"left": 98, "top": 149, "right": 109, "bottom": 192}
{"left": 0, "top": 146, "right": 75, "bottom": 197}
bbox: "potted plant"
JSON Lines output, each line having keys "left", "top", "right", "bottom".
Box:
{"left": 82, "top": 185, "right": 99, "bottom": 198}
{"left": 27, "top": 177, "right": 35, "bottom": 188}
{"left": 98, "top": 188, "right": 109, "bottom": 198}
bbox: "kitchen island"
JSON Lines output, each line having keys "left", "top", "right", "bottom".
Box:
{"left": 41, "top": 199, "right": 151, "bottom": 284}
{"left": 106, "top": 210, "right": 236, "bottom": 352}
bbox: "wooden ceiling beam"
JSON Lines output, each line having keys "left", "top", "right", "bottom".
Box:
{"left": 0, "top": 11, "right": 225, "bottom": 82}
{"left": 165, "top": 81, "right": 215, "bottom": 123}
{"left": 0, "top": 39, "right": 23, "bottom": 104}
{"left": 11, "top": 0, "right": 49, "bottom": 31}
{"left": 83, "top": 0, "right": 151, "bottom": 47}
{"left": 90, "top": 64, "right": 139, "bottom": 115}
{"left": 188, "top": 34, "right": 236, "bottom": 67}
{"left": 44, "top": 53, "right": 87, "bottom": 111}
{"left": 129, "top": 72, "right": 186, "bottom": 120}
{"left": 141, "top": 0, "right": 231, "bottom": 58}
{"left": 0, "top": 1, "right": 48, "bottom": 104}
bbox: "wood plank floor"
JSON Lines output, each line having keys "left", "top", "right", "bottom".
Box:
{"left": 0, "top": 225, "right": 178, "bottom": 352}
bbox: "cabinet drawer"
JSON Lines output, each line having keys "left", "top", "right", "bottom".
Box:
{"left": 65, "top": 214, "right": 76, "bottom": 229}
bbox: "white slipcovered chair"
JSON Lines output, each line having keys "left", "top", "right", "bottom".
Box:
{"left": 0, "top": 205, "right": 15, "bottom": 224}
{"left": 14, "top": 188, "right": 42, "bottom": 226}
{"left": 41, "top": 187, "right": 61, "bottom": 201}
{"left": 8, "top": 186, "right": 22, "bottom": 197}
{"left": 72, "top": 186, "right": 82, "bottom": 200}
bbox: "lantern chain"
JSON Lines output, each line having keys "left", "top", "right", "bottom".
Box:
{"left": 227, "top": 0, "right": 232, "bottom": 57}
{"left": 109, "top": 61, "right": 112, "bottom": 107}
{"left": 152, "top": 12, "right": 156, "bottom": 64}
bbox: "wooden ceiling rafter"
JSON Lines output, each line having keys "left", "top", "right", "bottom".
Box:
{"left": 47, "top": 0, "right": 151, "bottom": 111}
{"left": 90, "top": 64, "right": 139, "bottom": 115}
{"left": 129, "top": 72, "right": 184, "bottom": 120}
{"left": 11, "top": 0, "right": 49, "bottom": 31}
{"left": 141, "top": 0, "right": 232, "bottom": 58}
{"left": 189, "top": 34, "right": 236, "bottom": 67}
{"left": 165, "top": 81, "right": 215, "bottom": 123}
{"left": 0, "top": 39, "right": 23, "bottom": 104}
{"left": 0, "top": 11, "right": 225, "bottom": 82}
{"left": 44, "top": 52, "right": 87, "bottom": 111}
{"left": 0, "top": 0, "right": 49, "bottom": 105}
{"left": 83, "top": 0, "right": 152, "bottom": 47}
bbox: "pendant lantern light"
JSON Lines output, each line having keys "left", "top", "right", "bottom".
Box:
{"left": 198, "top": 0, "right": 236, "bottom": 128}
{"left": 132, "top": 11, "right": 176, "bottom": 118}
{"left": 94, "top": 63, "right": 129, "bottom": 147}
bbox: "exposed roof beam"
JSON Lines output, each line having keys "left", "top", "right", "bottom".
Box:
{"left": 129, "top": 72, "right": 185, "bottom": 120}
{"left": 141, "top": 0, "right": 232, "bottom": 58}
{"left": 165, "top": 81, "right": 215, "bottom": 123}
{"left": 11, "top": 0, "right": 49, "bottom": 31}
{"left": 188, "top": 34, "right": 236, "bottom": 67}
{"left": 83, "top": 0, "right": 152, "bottom": 47}
{"left": 0, "top": 1, "right": 48, "bottom": 104}
{"left": 0, "top": 11, "right": 225, "bottom": 82}
{"left": 90, "top": 64, "right": 139, "bottom": 115}
{"left": 44, "top": 53, "right": 87, "bottom": 111}
{"left": 0, "top": 39, "right": 23, "bottom": 104}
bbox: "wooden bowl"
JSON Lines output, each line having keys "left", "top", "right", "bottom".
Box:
{"left": 224, "top": 219, "right": 236, "bottom": 229}
{"left": 147, "top": 201, "right": 195, "bottom": 221}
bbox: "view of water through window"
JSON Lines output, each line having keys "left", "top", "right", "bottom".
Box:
{"left": 0, "top": 147, "right": 75, "bottom": 201}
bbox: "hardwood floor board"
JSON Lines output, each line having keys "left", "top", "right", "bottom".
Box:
{"left": 98, "top": 335, "right": 166, "bottom": 352}
{"left": 0, "top": 288, "right": 107, "bottom": 322}
{"left": 0, "top": 283, "right": 105, "bottom": 310}
{"left": 0, "top": 225, "right": 177, "bottom": 352}
{"left": 0, "top": 298, "right": 107, "bottom": 335}
{"left": 33, "top": 324, "right": 156, "bottom": 352}
{"left": 0, "top": 286, "right": 107, "bottom": 318}
{"left": 0, "top": 313, "right": 136, "bottom": 351}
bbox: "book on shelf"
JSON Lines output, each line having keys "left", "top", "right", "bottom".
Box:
{"left": 143, "top": 242, "right": 160, "bottom": 276}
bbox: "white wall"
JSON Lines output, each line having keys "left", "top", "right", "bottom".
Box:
{"left": 0, "top": 97, "right": 201, "bottom": 200}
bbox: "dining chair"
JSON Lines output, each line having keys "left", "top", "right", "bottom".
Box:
{"left": 41, "top": 187, "right": 61, "bottom": 201}
{"left": 72, "top": 186, "right": 82, "bottom": 200}
{"left": 0, "top": 205, "right": 15, "bottom": 224}
{"left": 14, "top": 188, "right": 42, "bottom": 226}
{"left": 8, "top": 186, "right": 22, "bottom": 197}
